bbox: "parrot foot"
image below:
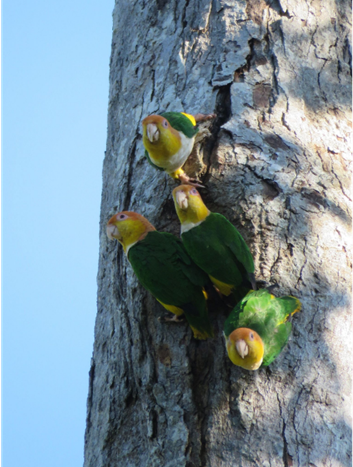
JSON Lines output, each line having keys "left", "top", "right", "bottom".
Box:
{"left": 256, "top": 281, "right": 278, "bottom": 293}
{"left": 158, "top": 314, "right": 184, "bottom": 323}
{"left": 193, "top": 113, "right": 217, "bottom": 123}
{"left": 213, "top": 286, "right": 223, "bottom": 299}
{"left": 178, "top": 172, "right": 205, "bottom": 188}
{"left": 211, "top": 286, "right": 233, "bottom": 307}
{"left": 266, "top": 283, "right": 279, "bottom": 293}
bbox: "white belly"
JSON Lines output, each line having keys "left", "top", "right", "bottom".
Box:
{"left": 180, "top": 219, "right": 203, "bottom": 234}
{"left": 163, "top": 134, "right": 195, "bottom": 174}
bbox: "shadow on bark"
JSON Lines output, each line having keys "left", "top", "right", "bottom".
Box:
{"left": 84, "top": 0, "right": 352, "bottom": 465}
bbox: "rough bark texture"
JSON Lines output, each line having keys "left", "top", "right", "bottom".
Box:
{"left": 84, "top": 0, "right": 352, "bottom": 466}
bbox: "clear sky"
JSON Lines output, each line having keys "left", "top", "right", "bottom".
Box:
{"left": 2, "top": 1, "right": 113, "bottom": 465}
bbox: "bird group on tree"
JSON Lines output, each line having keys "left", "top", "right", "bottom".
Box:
{"left": 106, "top": 111, "right": 301, "bottom": 371}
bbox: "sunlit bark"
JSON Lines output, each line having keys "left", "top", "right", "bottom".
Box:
{"left": 84, "top": 0, "right": 352, "bottom": 465}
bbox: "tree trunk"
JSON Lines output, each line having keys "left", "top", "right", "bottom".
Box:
{"left": 84, "top": 0, "right": 352, "bottom": 466}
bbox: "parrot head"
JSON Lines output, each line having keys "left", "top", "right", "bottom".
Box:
{"left": 106, "top": 211, "right": 155, "bottom": 253}
{"left": 226, "top": 327, "right": 264, "bottom": 370}
{"left": 142, "top": 115, "right": 182, "bottom": 157}
{"left": 172, "top": 185, "right": 210, "bottom": 227}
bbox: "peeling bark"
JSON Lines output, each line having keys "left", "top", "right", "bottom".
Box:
{"left": 84, "top": 0, "right": 352, "bottom": 466}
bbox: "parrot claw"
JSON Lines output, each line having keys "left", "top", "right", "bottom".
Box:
{"left": 158, "top": 314, "right": 184, "bottom": 324}
{"left": 186, "top": 180, "right": 205, "bottom": 188}
{"left": 193, "top": 113, "right": 217, "bottom": 123}
{"left": 178, "top": 173, "right": 205, "bottom": 188}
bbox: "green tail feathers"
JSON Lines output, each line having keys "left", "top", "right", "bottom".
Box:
{"left": 183, "top": 302, "right": 214, "bottom": 339}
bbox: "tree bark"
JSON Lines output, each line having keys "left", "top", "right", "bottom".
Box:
{"left": 84, "top": 0, "right": 352, "bottom": 466}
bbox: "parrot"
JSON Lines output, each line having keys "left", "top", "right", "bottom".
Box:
{"left": 172, "top": 184, "right": 256, "bottom": 302}
{"left": 142, "top": 111, "right": 215, "bottom": 186}
{"left": 106, "top": 211, "right": 214, "bottom": 340}
{"left": 224, "top": 289, "right": 301, "bottom": 370}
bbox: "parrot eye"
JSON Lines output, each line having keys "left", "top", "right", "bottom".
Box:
{"left": 117, "top": 213, "right": 128, "bottom": 220}
{"left": 162, "top": 119, "right": 168, "bottom": 128}
{"left": 190, "top": 188, "right": 198, "bottom": 195}
{"left": 249, "top": 332, "right": 254, "bottom": 340}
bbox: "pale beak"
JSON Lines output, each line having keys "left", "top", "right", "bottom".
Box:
{"left": 175, "top": 191, "right": 188, "bottom": 209}
{"left": 146, "top": 123, "right": 159, "bottom": 143}
{"left": 106, "top": 223, "right": 120, "bottom": 241}
{"left": 235, "top": 339, "right": 249, "bottom": 359}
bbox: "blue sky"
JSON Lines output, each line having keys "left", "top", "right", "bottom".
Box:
{"left": 2, "top": 1, "right": 113, "bottom": 465}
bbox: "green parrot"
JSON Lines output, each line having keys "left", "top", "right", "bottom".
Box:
{"left": 106, "top": 211, "right": 214, "bottom": 339}
{"left": 224, "top": 289, "right": 301, "bottom": 370}
{"left": 142, "top": 111, "right": 215, "bottom": 185}
{"left": 172, "top": 184, "right": 256, "bottom": 302}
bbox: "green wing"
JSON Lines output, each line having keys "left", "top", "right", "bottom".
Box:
{"left": 144, "top": 150, "right": 165, "bottom": 171}
{"left": 128, "top": 231, "right": 213, "bottom": 338}
{"left": 182, "top": 213, "right": 255, "bottom": 293}
{"left": 224, "top": 289, "right": 301, "bottom": 366}
{"left": 161, "top": 112, "right": 198, "bottom": 138}
{"left": 262, "top": 295, "right": 301, "bottom": 366}
{"left": 275, "top": 296, "right": 302, "bottom": 321}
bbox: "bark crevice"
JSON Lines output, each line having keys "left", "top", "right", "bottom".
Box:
{"left": 84, "top": 0, "right": 352, "bottom": 465}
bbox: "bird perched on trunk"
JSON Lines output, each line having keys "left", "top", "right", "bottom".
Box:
{"left": 224, "top": 289, "right": 301, "bottom": 370}
{"left": 142, "top": 111, "right": 215, "bottom": 186}
{"left": 106, "top": 211, "right": 214, "bottom": 339}
{"left": 172, "top": 185, "right": 256, "bottom": 302}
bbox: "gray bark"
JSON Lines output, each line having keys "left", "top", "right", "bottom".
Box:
{"left": 84, "top": 0, "right": 352, "bottom": 466}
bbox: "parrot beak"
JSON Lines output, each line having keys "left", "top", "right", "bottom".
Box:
{"left": 175, "top": 190, "right": 188, "bottom": 209}
{"left": 106, "top": 222, "right": 121, "bottom": 241}
{"left": 235, "top": 339, "right": 249, "bottom": 359}
{"left": 146, "top": 123, "right": 159, "bottom": 143}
